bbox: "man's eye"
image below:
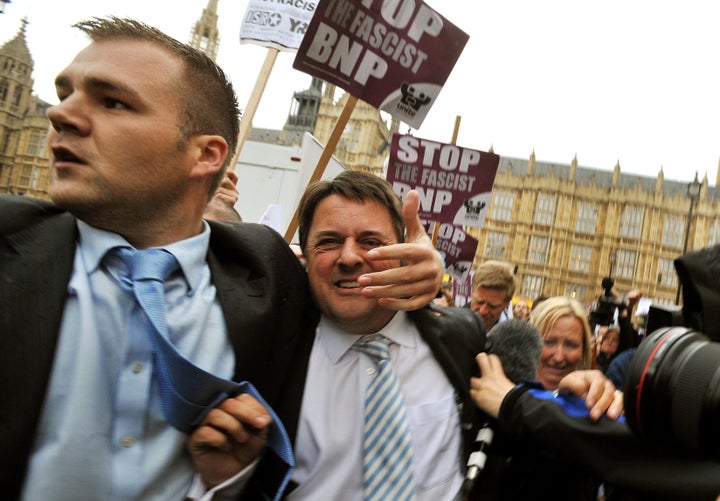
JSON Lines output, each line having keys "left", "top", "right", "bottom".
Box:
{"left": 316, "top": 238, "right": 340, "bottom": 247}
{"left": 104, "top": 98, "right": 129, "bottom": 110}
{"left": 361, "top": 240, "right": 383, "bottom": 249}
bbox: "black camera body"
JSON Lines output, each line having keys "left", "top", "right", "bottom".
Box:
{"left": 625, "top": 326, "right": 720, "bottom": 457}
{"left": 624, "top": 244, "right": 720, "bottom": 458}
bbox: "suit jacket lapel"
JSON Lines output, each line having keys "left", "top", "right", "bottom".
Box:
{"left": 0, "top": 210, "right": 77, "bottom": 496}
{"left": 411, "top": 308, "right": 473, "bottom": 395}
{"left": 1, "top": 211, "right": 77, "bottom": 337}
{"left": 206, "top": 222, "right": 317, "bottom": 445}
{"left": 409, "top": 307, "right": 486, "bottom": 461}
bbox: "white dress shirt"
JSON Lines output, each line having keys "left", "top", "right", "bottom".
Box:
{"left": 290, "top": 312, "right": 464, "bottom": 500}
{"left": 21, "top": 221, "right": 233, "bottom": 501}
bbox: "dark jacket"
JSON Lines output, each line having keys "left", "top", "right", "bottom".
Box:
{"left": 0, "top": 195, "right": 487, "bottom": 499}
{"left": 0, "top": 195, "right": 318, "bottom": 498}
{"left": 494, "top": 384, "right": 720, "bottom": 501}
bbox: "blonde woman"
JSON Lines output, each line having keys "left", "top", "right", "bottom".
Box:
{"left": 530, "top": 296, "right": 594, "bottom": 390}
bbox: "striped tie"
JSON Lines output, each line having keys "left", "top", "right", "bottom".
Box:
{"left": 354, "top": 335, "right": 417, "bottom": 501}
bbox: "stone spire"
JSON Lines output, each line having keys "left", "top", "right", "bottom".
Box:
{"left": 0, "top": 18, "right": 35, "bottom": 115}
{"left": 1, "top": 18, "right": 33, "bottom": 67}
{"left": 527, "top": 149, "right": 536, "bottom": 176}
{"left": 285, "top": 77, "right": 323, "bottom": 133}
{"left": 612, "top": 159, "right": 620, "bottom": 188}
{"left": 190, "top": 0, "right": 220, "bottom": 61}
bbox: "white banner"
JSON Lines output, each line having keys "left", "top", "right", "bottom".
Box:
{"left": 240, "top": 0, "right": 318, "bottom": 51}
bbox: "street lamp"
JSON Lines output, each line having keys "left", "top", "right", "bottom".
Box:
{"left": 675, "top": 172, "right": 702, "bottom": 304}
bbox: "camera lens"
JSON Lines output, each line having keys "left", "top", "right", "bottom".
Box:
{"left": 625, "top": 326, "right": 720, "bottom": 457}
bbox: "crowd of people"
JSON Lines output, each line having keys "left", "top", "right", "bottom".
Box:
{"left": 1, "top": 15, "right": 718, "bottom": 501}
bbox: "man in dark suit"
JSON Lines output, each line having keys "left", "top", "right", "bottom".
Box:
{"left": 189, "top": 170, "right": 487, "bottom": 499}
{"left": 0, "top": 18, "right": 444, "bottom": 500}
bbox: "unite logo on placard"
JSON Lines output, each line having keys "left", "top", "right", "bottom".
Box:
{"left": 396, "top": 82, "right": 432, "bottom": 118}
{"left": 462, "top": 199, "right": 486, "bottom": 221}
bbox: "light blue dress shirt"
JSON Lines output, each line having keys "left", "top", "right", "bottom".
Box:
{"left": 290, "top": 312, "right": 464, "bottom": 501}
{"left": 21, "top": 221, "right": 233, "bottom": 501}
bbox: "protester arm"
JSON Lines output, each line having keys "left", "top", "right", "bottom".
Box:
{"left": 496, "top": 386, "right": 720, "bottom": 501}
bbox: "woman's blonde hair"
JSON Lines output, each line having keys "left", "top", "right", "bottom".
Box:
{"left": 530, "top": 296, "right": 593, "bottom": 370}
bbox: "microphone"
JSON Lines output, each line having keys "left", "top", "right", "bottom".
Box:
{"left": 463, "top": 319, "right": 543, "bottom": 497}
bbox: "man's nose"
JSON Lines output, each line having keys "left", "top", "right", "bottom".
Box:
{"left": 47, "top": 94, "right": 90, "bottom": 136}
{"left": 337, "top": 239, "right": 363, "bottom": 267}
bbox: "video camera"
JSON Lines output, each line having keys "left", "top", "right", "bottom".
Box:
{"left": 588, "top": 277, "right": 623, "bottom": 327}
{"left": 624, "top": 245, "right": 720, "bottom": 458}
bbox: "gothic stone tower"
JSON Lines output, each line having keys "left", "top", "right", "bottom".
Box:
{"left": 0, "top": 19, "right": 52, "bottom": 199}
{"left": 189, "top": 0, "right": 221, "bottom": 61}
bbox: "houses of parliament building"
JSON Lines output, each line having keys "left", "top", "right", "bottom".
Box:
{"left": 2, "top": 1, "right": 719, "bottom": 309}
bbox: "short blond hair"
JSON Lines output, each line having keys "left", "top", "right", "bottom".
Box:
{"left": 471, "top": 260, "right": 516, "bottom": 301}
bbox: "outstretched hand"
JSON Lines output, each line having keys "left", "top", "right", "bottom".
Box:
{"left": 357, "top": 190, "right": 443, "bottom": 310}
{"left": 470, "top": 355, "right": 625, "bottom": 422}
{"left": 187, "top": 393, "right": 271, "bottom": 489}
{"left": 470, "top": 353, "right": 515, "bottom": 418}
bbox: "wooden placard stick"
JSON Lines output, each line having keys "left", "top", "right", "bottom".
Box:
{"left": 228, "top": 48, "right": 279, "bottom": 172}
{"left": 283, "top": 94, "right": 359, "bottom": 242}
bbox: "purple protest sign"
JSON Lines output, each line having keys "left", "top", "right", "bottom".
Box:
{"left": 293, "top": 0, "right": 468, "bottom": 128}
{"left": 452, "top": 271, "right": 473, "bottom": 308}
{"left": 420, "top": 220, "right": 477, "bottom": 281}
{"left": 388, "top": 133, "right": 500, "bottom": 228}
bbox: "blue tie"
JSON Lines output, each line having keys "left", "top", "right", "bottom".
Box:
{"left": 354, "top": 335, "right": 417, "bottom": 501}
{"left": 110, "top": 247, "right": 294, "bottom": 498}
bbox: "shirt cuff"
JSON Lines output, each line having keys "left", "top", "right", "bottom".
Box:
{"left": 186, "top": 458, "right": 259, "bottom": 501}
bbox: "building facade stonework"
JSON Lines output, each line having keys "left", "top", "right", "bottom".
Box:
{"left": 471, "top": 152, "right": 720, "bottom": 307}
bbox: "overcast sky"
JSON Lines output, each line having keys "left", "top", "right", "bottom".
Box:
{"left": 2, "top": 0, "right": 718, "bottom": 185}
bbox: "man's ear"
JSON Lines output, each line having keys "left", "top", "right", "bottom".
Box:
{"left": 189, "top": 135, "right": 228, "bottom": 179}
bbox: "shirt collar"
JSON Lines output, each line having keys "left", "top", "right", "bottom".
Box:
{"left": 76, "top": 220, "right": 211, "bottom": 292}
{"left": 318, "top": 311, "right": 417, "bottom": 365}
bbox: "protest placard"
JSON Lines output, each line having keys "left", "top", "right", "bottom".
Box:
{"left": 240, "top": 0, "right": 318, "bottom": 50}
{"left": 293, "top": 0, "right": 468, "bottom": 128}
{"left": 387, "top": 133, "right": 499, "bottom": 227}
{"left": 420, "top": 220, "right": 477, "bottom": 281}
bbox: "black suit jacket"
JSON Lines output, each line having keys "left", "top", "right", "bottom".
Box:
{"left": 0, "top": 195, "right": 319, "bottom": 498}
{"left": 0, "top": 195, "right": 486, "bottom": 499}
{"left": 406, "top": 306, "right": 486, "bottom": 462}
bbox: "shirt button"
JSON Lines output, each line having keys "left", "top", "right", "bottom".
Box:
{"left": 131, "top": 362, "right": 144, "bottom": 373}
{"left": 366, "top": 367, "right": 376, "bottom": 376}
{"left": 120, "top": 436, "right": 136, "bottom": 448}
